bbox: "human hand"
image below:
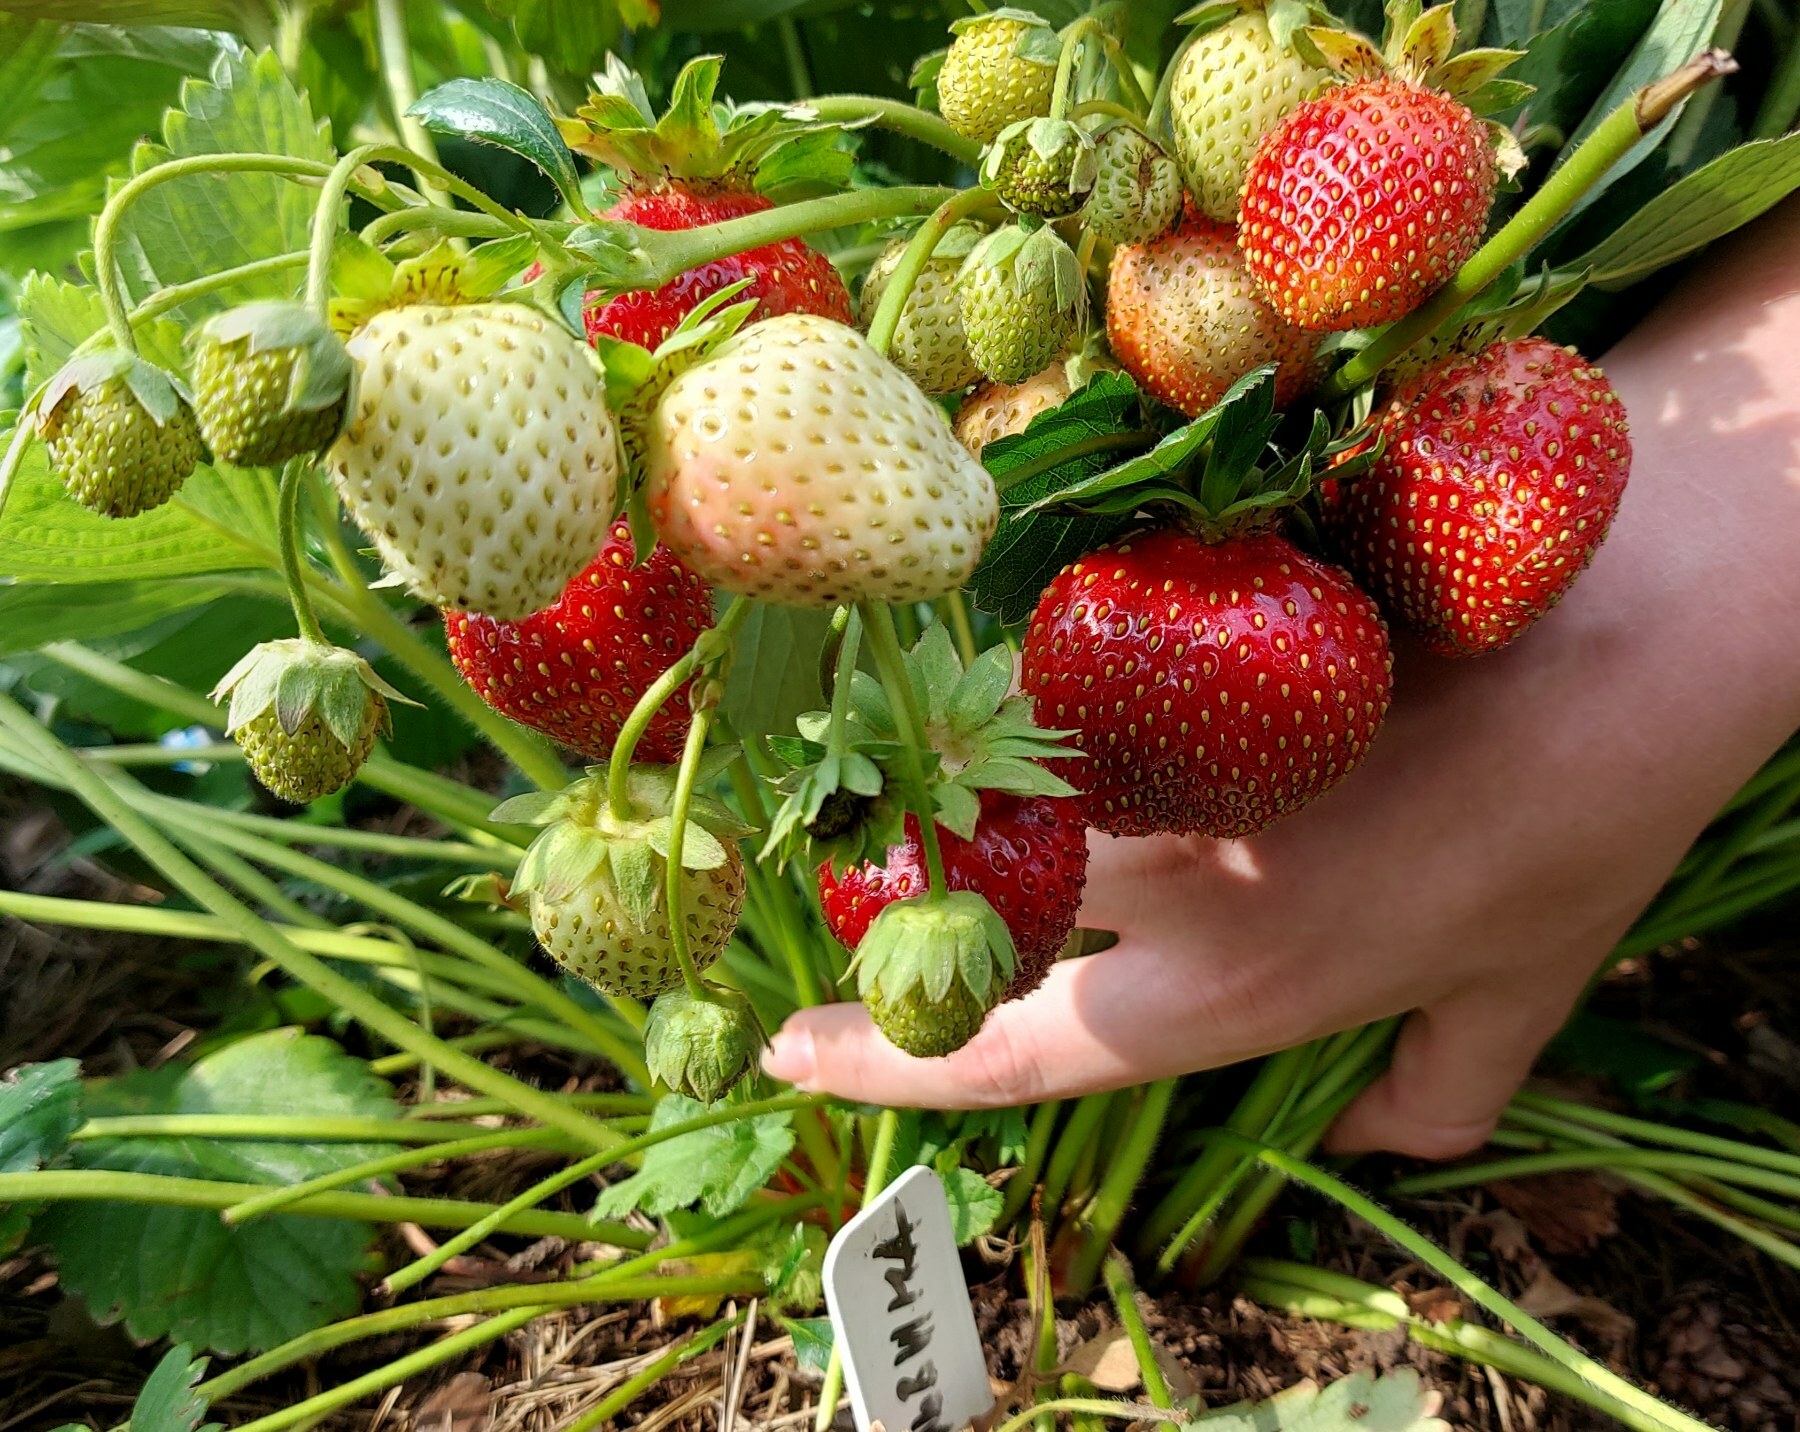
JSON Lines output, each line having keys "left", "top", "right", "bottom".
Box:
{"left": 762, "top": 201, "right": 1800, "bottom": 1156}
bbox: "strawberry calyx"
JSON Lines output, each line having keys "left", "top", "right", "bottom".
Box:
{"left": 643, "top": 983, "right": 766, "bottom": 1104}
{"left": 329, "top": 235, "right": 540, "bottom": 337}
{"left": 557, "top": 54, "right": 857, "bottom": 202}
{"left": 34, "top": 342, "right": 193, "bottom": 436}
{"left": 980, "top": 116, "right": 1098, "bottom": 220}
{"left": 1174, "top": 0, "right": 1334, "bottom": 48}
{"left": 193, "top": 301, "right": 357, "bottom": 428}
{"left": 497, "top": 760, "right": 752, "bottom": 938}
{"left": 847, "top": 888, "right": 1018, "bottom": 1058}
{"left": 1291, "top": 1, "right": 1531, "bottom": 177}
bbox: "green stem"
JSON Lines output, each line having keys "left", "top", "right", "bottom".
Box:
{"left": 360, "top": 204, "right": 522, "bottom": 247}
{"left": 643, "top": 187, "right": 959, "bottom": 290}
{"left": 373, "top": 0, "right": 440, "bottom": 170}
{"left": 89, "top": 154, "right": 397, "bottom": 355}
{"left": 167, "top": 822, "right": 326, "bottom": 930}
{"left": 1509, "top": 1089, "right": 1800, "bottom": 1178}
{"left": 1002, "top": 1099, "right": 1064, "bottom": 1226}
{"left": 566, "top": 1313, "right": 748, "bottom": 1432}
{"left": 865, "top": 186, "right": 990, "bottom": 357}
{"left": 306, "top": 145, "right": 380, "bottom": 315}
{"left": 75, "top": 1114, "right": 498, "bottom": 1144}
{"left": 608, "top": 597, "right": 750, "bottom": 820}
{"left": 1623, "top": 1169, "right": 1800, "bottom": 1271}
{"left": 1391, "top": 1145, "right": 1800, "bottom": 1200}
{"left": 943, "top": 590, "right": 980, "bottom": 668}
{"left": 277, "top": 461, "right": 328, "bottom": 644}
{"left": 1752, "top": 18, "right": 1800, "bottom": 138}
{"left": 129, "top": 251, "right": 311, "bottom": 325}
{"left": 1097, "top": 35, "right": 1152, "bottom": 115}
{"left": 1042, "top": 1092, "right": 1112, "bottom": 1222}
{"left": 727, "top": 752, "right": 828, "bottom": 1007}
{"left": 816, "top": 1106, "right": 905, "bottom": 1432}
{"left": 0, "top": 1168, "right": 640, "bottom": 1246}
{"left": 806, "top": 96, "right": 982, "bottom": 166}
{"left": 994, "top": 1399, "right": 1182, "bottom": 1432}
{"left": 1066, "top": 1079, "right": 1177, "bottom": 1293}
{"left": 1051, "top": 17, "right": 1108, "bottom": 120}
{"left": 860, "top": 601, "right": 948, "bottom": 893}
{"left": 0, "top": 417, "right": 35, "bottom": 525}
{"left": 1203, "top": 1134, "right": 1717, "bottom": 1432}
{"left": 663, "top": 705, "right": 718, "bottom": 1001}
{"left": 0, "top": 699, "right": 625, "bottom": 1155}
{"left": 1103, "top": 1255, "right": 1179, "bottom": 1432}
{"left": 1318, "top": 51, "right": 1737, "bottom": 400}
{"left": 380, "top": 1091, "right": 820, "bottom": 1295}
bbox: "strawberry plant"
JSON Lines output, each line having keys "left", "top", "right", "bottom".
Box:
{"left": 0, "top": 2, "right": 1797, "bottom": 1429}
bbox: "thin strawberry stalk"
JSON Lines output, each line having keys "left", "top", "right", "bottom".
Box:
{"left": 73, "top": 1113, "right": 504, "bottom": 1144}
{"left": 0, "top": 418, "right": 34, "bottom": 525}
{"left": 1321, "top": 50, "right": 1737, "bottom": 399}
{"left": 1103, "top": 1255, "right": 1181, "bottom": 1432}
{"left": 1002, "top": 1099, "right": 1065, "bottom": 1225}
{"left": 995, "top": 1399, "right": 1181, "bottom": 1432}
{"left": 1065, "top": 1079, "right": 1178, "bottom": 1292}
{"left": 1041, "top": 1091, "right": 1114, "bottom": 1222}
{"left": 373, "top": 0, "right": 440, "bottom": 173}
{"left": 0, "top": 695, "right": 630, "bottom": 1154}
{"left": 724, "top": 749, "right": 831, "bottom": 1007}
{"left": 664, "top": 705, "right": 722, "bottom": 1002}
{"left": 1511, "top": 1089, "right": 1800, "bottom": 1178}
{"left": 306, "top": 145, "right": 382, "bottom": 315}
{"left": 808, "top": 94, "right": 984, "bottom": 164}
{"left": 864, "top": 186, "right": 991, "bottom": 355}
{"left": 275, "top": 461, "right": 329, "bottom": 645}
{"left": 859, "top": 600, "right": 950, "bottom": 892}
{"left": 1392, "top": 1142, "right": 1800, "bottom": 1203}
{"left": 128, "top": 251, "right": 310, "bottom": 324}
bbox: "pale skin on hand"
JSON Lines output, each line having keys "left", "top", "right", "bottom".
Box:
{"left": 763, "top": 199, "right": 1800, "bottom": 1158}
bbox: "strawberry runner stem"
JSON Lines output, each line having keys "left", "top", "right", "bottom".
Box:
{"left": 1320, "top": 49, "right": 1738, "bottom": 400}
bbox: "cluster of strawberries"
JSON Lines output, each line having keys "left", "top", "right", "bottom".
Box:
{"left": 25, "top": 2, "right": 1632, "bottom": 1075}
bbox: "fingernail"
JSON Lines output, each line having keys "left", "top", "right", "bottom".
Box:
{"left": 763, "top": 1026, "right": 817, "bottom": 1088}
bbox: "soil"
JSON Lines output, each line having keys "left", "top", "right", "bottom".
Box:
{"left": 2, "top": 777, "right": 1796, "bottom": 1432}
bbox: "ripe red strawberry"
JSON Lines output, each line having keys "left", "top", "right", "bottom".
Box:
{"left": 445, "top": 519, "right": 713, "bottom": 764}
{"left": 819, "top": 793, "right": 1088, "bottom": 999}
{"left": 1022, "top": 529, "right": 1392, "bottom": 838}
{"left": 554, "top": 57, "right": 851, "bottom": 353}
{"left": 1106, "top": 208, "right": 1320, "bottom": 417}
{"left": 582, "top": 188, "right": 851, "bottom": 350}
{"left": 1238, "top": 77, "right": 1496, "bottom": 331}
{"left": 1319, "top": 337, "right": 1631, "bottom": 656}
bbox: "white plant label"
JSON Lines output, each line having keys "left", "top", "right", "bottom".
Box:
{"left": 822, "top": 1164, "right": 993, "bottom": 1432}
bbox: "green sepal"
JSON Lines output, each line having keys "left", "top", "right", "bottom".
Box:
{"left": 947, "top": 8, "right": 1062, "bottom": 68}
{"left": 1293, "top": 26, "right": 1386, "bottom": 80}
{"left": 851, "top": 889, "right": 1016, "bottom": 1009}
{"left": 931, "top": 782, "right": 983, "bottom": 842}
{"left": 209, "top": 638, "right": 409, "bottom": 747}
{"left": 36, "top": 345, "right": 189, "bottom": 430}
{"left": 328, "top": 235, "right": 539, "bottom": 337}
{"left": 643, "top": 985, "right": 766, "bottom": 1105}
{"left": 909, "top": 48, "right": 948, "bottom": 98}
{"left": 1292, "top": 2, "right": 1527, "bottom": 115}
{"left": 609, "top": 836, "right": 661, "bottom": 930}
{"left": 195, "top": 301, "right": 356, "bottom": 416}
{"left": 645, "top": 816, "right": 730, "bottom": 872}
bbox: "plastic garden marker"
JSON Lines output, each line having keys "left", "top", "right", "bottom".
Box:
{"left": 822, "top": 1165, "right": 992, "bottom": 1432}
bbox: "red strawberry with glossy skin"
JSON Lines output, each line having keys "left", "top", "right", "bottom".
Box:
{"left": 1022, "top": 529, "right": 1392, "bottom": 838}
{"left": 819, "top": 793, "right": 1087, "bottom": 999}
{"left": 582, "top": 188, "right": 851, "bottom": 350}
{"left": 1238, "top": 78, "right": 1495, "bottom": 331}
{"left": 445, "top": 519, "right": 714, "bottom": 764}
{"left": 1106, "top": 208, "right": 1320, "bottom": 416}
{"left": 1319, "top": 337, "right": 1631, "bottom": 656}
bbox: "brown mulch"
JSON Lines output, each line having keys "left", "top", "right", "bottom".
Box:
{"left": 3, "top": 783, "right": 1798, "bottom": 1431}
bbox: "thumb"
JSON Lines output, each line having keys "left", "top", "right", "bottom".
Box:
{"left": 1325, "top": 983, "right": 1571, "bottom": 1159}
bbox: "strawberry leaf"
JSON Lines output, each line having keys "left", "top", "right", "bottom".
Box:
{"left": 410, "top": 78, "right": 585, "bottom": 216}
{"left": 38, "top": 1029, "right": 398, "bottom": 1353}
{"left": 592, "top": 1093, "right": 794, "bottom": 1219}
{"left": 0, "top": 1058, "right": 81, "bottom": 1253}
{"left": 1196, "top": 1368, "right": 1448, "bottom": 1430}
{"left": 117, "top": 1344, "right": 220, "bottom": 1432}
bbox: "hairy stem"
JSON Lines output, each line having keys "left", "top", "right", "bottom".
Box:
{"left": 807, "top": 95, "right": 983, "bottom": 166}
{"left": 865, "top": 186, "right": 990, "bottom": 356}
{"left": 860, "top": 601, "right": 948, "bottom": 893}
{"left": 276, "top": 461, "right": 328, "bottom": 644}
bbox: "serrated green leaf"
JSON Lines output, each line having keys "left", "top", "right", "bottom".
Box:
{"left": 593, "top": 1094, "right": 794, "bottom": 1220}
{"left": 108, "top": 50, "right": 332, "bottom": 320}
{"left": 39, "top": 1029, "right": 398, "bottom": 1353}
{"left": 486, "top": 0, "right": 653, "bottom": 76}
{"left": 776, "top": 1314, "right": 834, "bottom": 1375}
{"left": 125, "top": 1344, "right": 219, "bottom": 1432}
{"left": 0, "top": 1058, "right": 81, "bottom": 1251}
{"left": 411, "top": 77, "right": 585, "bottom": 213}
{"left": 942, "top": 1166, "right": 1003, "bottom": 1245}
{"left": 1572, "top": 134, "right": 1800, "bottom": 287}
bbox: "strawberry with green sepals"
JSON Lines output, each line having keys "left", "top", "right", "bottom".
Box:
{"left": 497, "top": 762, "right": 750, "bottom": 999}
{"left": 190, "top": 302, "right": 355, "bottom": 468}
{"left": 35, "top": 346, "right": 204, "bottom": 518}
{"left": 860, "top": 224, "right": 986, "bottom": 396}
{"left": 644, "top": 313, "right": 997, "bottom": 607}
{"left": 934, "top": 9, "right": 1061, "bottom": 145}
{"left": 982, "top": 117, "right": 1098, "bottom": 221}
{"left": 211, "top": 639, "right": 413, "bottom": 805}
{"left": 958, "top": 225, "right": 1088, "bottom": 385}
{"left": 851, "top": 892, "right": 1020, "bottom": 1058}
{"left": 1107, "top": 205, "right": 1320, "bottom": 417}
{"left": 1166, "top": 0, "right": 1329, "bottom": 223}
{"left": 644, "top": 984, "right": 766, "bottom": 1104}
{"left": 555, "top": 56, "right": 852, "bottom": 352}
{"left": 820, "top": 792, "right": 1087, "bottom": 1002}
{"left": 1238, "top": 3, "right": 1528, "bottom": 331}
{"left": 1017, "top": 372, "right": 1393, "bottom": 838}
{"left": 329, "top": 301, "right": 622, "bottom": 621}
{"left": 444, "top": 518, "right": 715, "bottom": 765}
{"left": 1081, "top": 123, "right": 1182, "bottom": 246}
{"left": 1319, "top": 337, "right": 1630, "bottom": 656}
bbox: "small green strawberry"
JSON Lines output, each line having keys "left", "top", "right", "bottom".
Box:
{"left": 1167, "top": 0, "right": 1329, "bottom": 222}
{"left": 35, "top": 348, "right": 204, "bottom": 518}
{"left": 934, "top": 9, "right": 1060, "bottom": 144}
{"left": 852, "top": 890, "right": 1017, "bottom": 1058}
{"left": 1081, "top": 123, "right": 1182, "bottom": 245}
{"left": 981, "top": 117, "right": 1097, "bottom": 220}
{"left": 957, "top": 225, "right": 1087, "bottom": 384}
{"left": 859, "top": 224, "right": 985, "bottom": 396}
{"left": 191, "top": 302, "right": 355, "bottom": 468}
{"left": 497, "top": 765, "right": 750, "bottom": 1000}
{"left": 211, "top": 639, "right": 411, "bottom": 804}
{"left": 644, "top": 984, "right": 766, "bottom": 1103}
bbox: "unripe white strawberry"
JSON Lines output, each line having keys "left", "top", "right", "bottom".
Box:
{"left": 860, "top": 227, "right": 984, "bottom": 396}
{"left": 328, "top": 304, "right": 621, "bottom": 621}
{"left": 644, "top": 314, "right": 998, "bottom": 607}
{"left": 1168, "top": 2, "right": 1326, "bottom": 222}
